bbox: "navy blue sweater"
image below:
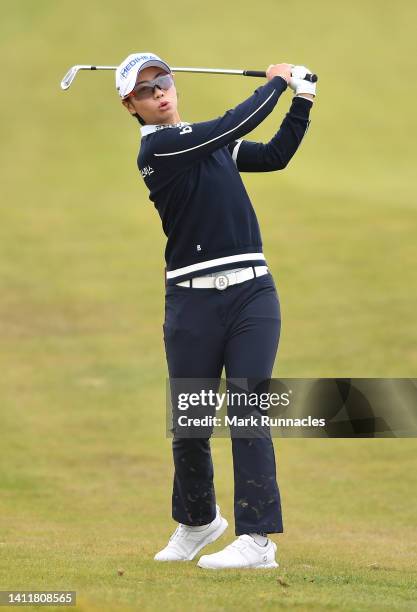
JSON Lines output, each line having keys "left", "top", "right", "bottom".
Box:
{"left": 137, "top": 76, "right": 313, "bottom": 285}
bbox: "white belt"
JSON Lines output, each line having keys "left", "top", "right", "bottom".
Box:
{"left": 176, "top": 265, "right": 269, "bottom": 290}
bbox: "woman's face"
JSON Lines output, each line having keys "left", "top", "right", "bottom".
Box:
{"left": 122, "top": 66, "right": 180, "bottom": 125}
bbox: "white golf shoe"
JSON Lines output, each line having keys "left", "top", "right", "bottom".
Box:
{"left": 154, "top": 504, "right": 228, "bottom": 562}
{"left": 197, "top": 534, "right": 279, "bottom": 569}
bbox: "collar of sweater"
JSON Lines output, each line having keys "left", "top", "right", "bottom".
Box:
{"left": 140, "top": 121, "right": 190, "bottom": 137}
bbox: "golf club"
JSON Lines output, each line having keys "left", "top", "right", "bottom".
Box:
{"left": 60, "top": 65, "right": 318, "bottom": 91}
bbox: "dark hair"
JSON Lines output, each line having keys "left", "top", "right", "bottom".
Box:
{"left": 134, "top": 113, "right": 146, "bottom": 126}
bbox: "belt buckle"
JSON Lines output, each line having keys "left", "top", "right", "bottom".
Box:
{"left": 214, "top": 273, "right": 229, "bottom": 291}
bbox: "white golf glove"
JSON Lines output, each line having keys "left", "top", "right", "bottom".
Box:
{"left": 289, "top": 65, "right": 316, "bottom": 97}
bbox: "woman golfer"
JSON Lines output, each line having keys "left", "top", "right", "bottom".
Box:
{"left": 116, "top": 52, "right": 316, "bottom": 569}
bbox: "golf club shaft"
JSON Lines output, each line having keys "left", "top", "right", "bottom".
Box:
{"left": 173, "top": 67, "right": 318, "bottom": 82}
{"left": 60, "top": 65, "right": 318, "bottom": 90}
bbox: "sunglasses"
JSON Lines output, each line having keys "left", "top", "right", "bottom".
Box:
{"left": 126, "top": 74, "right": 174, "bottom": 100}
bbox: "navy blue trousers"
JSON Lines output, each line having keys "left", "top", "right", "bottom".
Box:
{"left": 163, "top": 271, "right": 283, "bottom": 535}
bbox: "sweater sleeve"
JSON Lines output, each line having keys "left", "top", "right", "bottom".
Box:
{"left": 228, "top": 96, "right": 313, "bottom": 172}
{"left": 149, "top": 76, "right": 288, "bottom": 168}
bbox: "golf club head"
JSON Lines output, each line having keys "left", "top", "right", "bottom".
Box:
{"left": 61, "top": 65, "right": 81, "bottom": 90}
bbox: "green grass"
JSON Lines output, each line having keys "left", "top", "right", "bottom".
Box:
{"left": 1, "top": 0, "right": 417, "bottom": 610}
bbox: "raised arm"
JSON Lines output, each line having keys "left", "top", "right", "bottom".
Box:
{"left": 228, "top": 95, "right": 313, "bottom": 172}
{"left": 150, "top": 64, "right": 293, "bottom": 168}
{"left": 228, "top": 64, "right": 317, "bottom": 172}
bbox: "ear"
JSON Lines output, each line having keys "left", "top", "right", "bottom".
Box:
{"left": 121, "top": 98, "right": 136, "bottom": 115}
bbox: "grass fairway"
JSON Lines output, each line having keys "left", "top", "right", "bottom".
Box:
{"left": 1, "top": 0, "right": 417, "bottom": 610}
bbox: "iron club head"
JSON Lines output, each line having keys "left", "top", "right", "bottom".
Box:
{"left": 61, "top": 65, "right": 83, "bottom": 90}
{"left": 60, "top": 65, "right": 118, "bottom": 90}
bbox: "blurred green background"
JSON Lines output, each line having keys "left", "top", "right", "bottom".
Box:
{"left": 1, "top": 1, "right": 416, "bottom": 610}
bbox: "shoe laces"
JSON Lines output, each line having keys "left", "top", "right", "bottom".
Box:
{"left": 227, "top": 535, "right": 251, "bottom": 552}
{"left": 169, "top": 524, "right": 187, "bottom": 542}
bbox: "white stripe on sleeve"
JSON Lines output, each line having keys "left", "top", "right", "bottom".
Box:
{"left": 153, "top": 90, "right": 277, "bottom": 157}
{"left": 231, "top": 140, "right": 243, "bottom": 165}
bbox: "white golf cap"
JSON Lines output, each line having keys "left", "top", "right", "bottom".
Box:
{"left": 116, "top": 52, "right": 171, "bottom": 98}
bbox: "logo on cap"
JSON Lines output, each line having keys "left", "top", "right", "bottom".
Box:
{"left": 120, "top": 54, "right": 156, "bottom": 79}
